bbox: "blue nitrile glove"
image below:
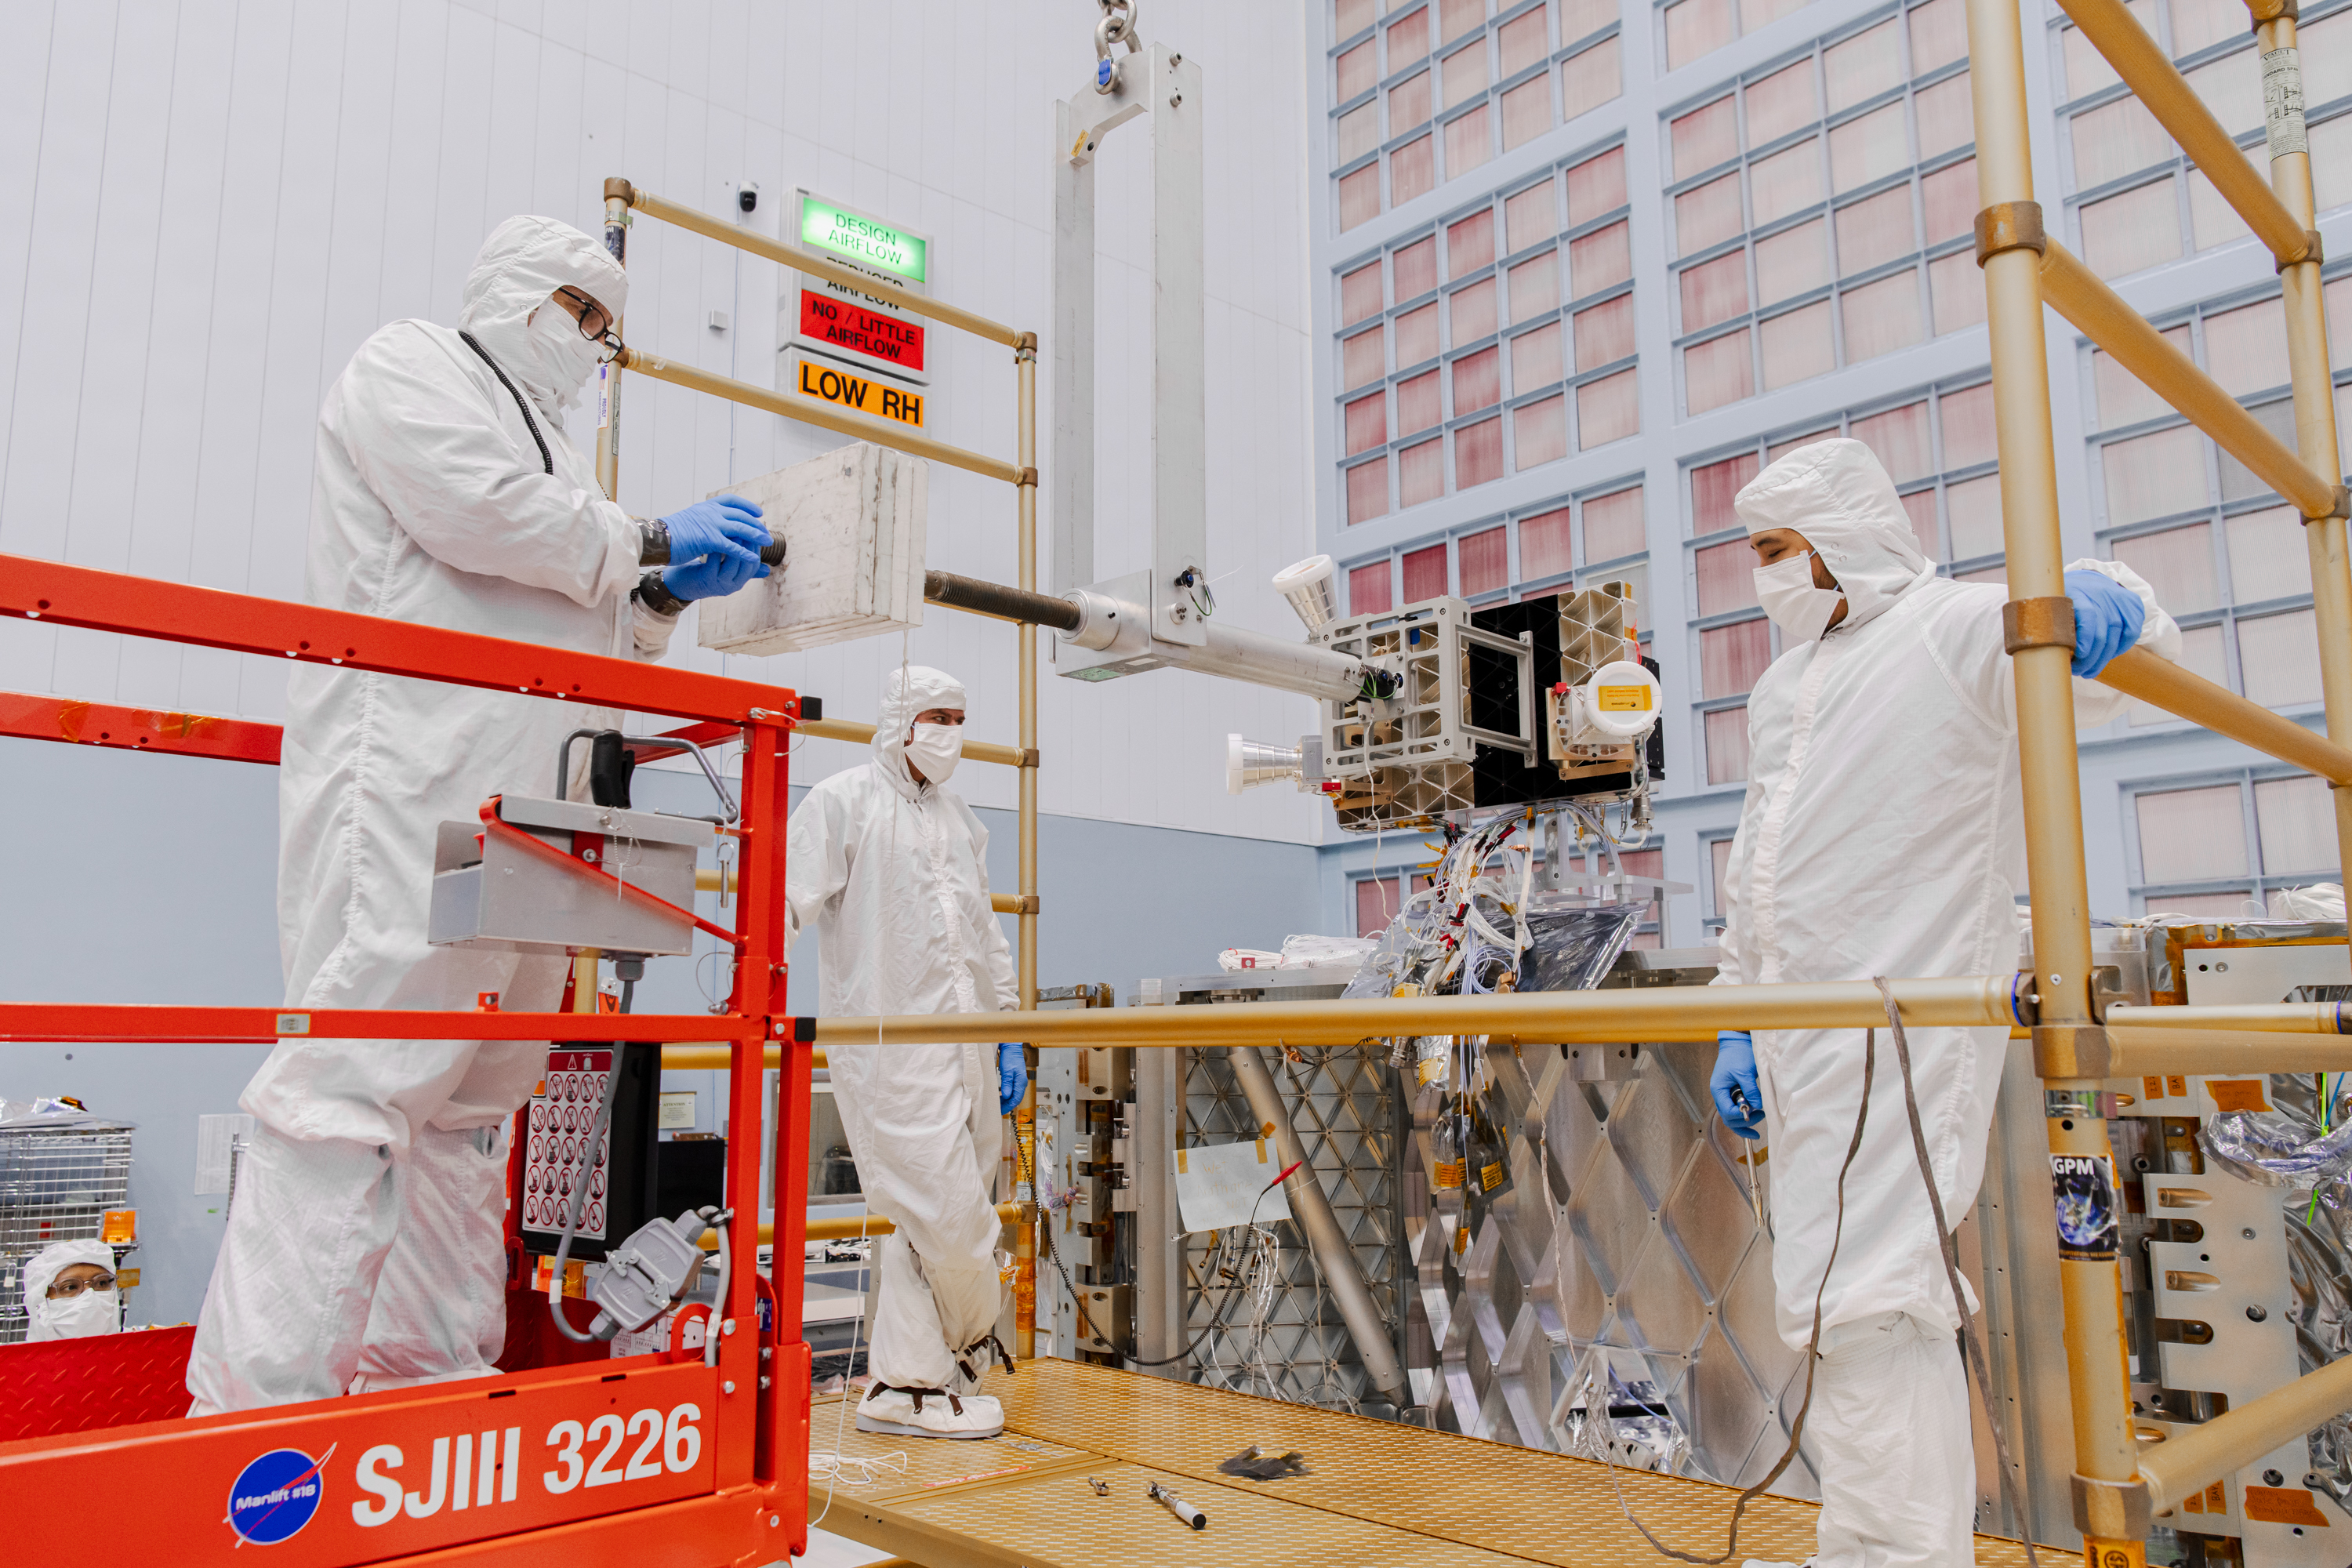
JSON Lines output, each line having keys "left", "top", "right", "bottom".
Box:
{"left": 999, "top": 1043, "right": 1028, "bottom": 1115}
{"left": 2065, "top": 568, "right": 2146, "bottom": 680}
{"left": 659, "top": 494, "right": 770, "bottom": 572}
{"left": 661, "top": 548, "right": 769, "bottom": 602}
{"left": 1710, "top": 1031, "right": 1764, "bottom": 1140}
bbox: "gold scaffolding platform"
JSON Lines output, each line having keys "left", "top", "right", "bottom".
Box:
{"left": 805, "top": 1359, "right": 2053, "bottom": 1567}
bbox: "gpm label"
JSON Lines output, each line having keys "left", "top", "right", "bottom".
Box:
{"left": 793, "top": 358, "right": 924, "bottom": 429}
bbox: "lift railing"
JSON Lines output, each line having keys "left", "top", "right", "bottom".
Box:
{"left": 0, "top": 557, "right": 815, "bottom": 1565}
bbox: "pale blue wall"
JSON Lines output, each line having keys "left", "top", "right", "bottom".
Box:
{"left": 0, "top": 737, "right": 1327, "bottom": 1329}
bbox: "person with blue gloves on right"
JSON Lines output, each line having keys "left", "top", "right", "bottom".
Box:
{"left": 1706, "top": 439, "right": 2176, "bottom": 1568}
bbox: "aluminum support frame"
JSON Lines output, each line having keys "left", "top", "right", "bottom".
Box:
{"left": 1055, "top": 42, "right": 1210, "bottom": 670}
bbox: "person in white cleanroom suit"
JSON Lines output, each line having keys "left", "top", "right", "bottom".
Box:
{"left": 24, "top": 1240, "right": 122, "bottom": 1341}
{"left": 785, "top": 665, "right": 1024, "bottom": 1440}
{"left": 187, "top": 216, "right": 773, "bottom": 1414}
{"left": 1705, "top": 440, "right": 2179, "bottom": 1566}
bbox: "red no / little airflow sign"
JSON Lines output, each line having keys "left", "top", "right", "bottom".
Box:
{"left": 797, "top": 291, "right": 925, "bottom": 376}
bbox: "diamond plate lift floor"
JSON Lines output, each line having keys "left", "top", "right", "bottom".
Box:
{"left": 806, "top": 1358, "right": 2057, "bottom": 1566}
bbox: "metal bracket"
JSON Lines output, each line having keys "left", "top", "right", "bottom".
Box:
{"left": 2033, "top": 1024, "right": 2115, "bottom": 1080}
{"left": 1054, "top": 43, "right": 1207, "bottom": 652}
{"left": 2307, "top": 483, "right": 2352, "bottom": 521}
{"left": 2248, "top": 0, "right": 2299, "bottom": 24}
{"left": 2002, "top": 596, "right": 2077, "bottom": 655}
{"left": 2070, "top": 1472, "right": 2154, "bottom": 1541}
{"left": 2276, "top": 228, "right": 2325, "bottom": 272}
{"left": 1974, "top": 200, "right": 2048, "bottom": 265}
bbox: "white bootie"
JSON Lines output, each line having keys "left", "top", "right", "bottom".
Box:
{"left": 855, "top": 1383, "right": 1005, "bottom": 1440}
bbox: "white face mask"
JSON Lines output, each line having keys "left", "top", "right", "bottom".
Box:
{"left": 35, "top": 1287, "right": 119, "bottom": 1339}
{"left": 1751, "top": 552, "right": 1847, "bottom": 645}
{"left": 905, "top": 722, "right": 963, "bottom": 785}
{"left": 528, "top": 303, "right": 605, "bottom": 412}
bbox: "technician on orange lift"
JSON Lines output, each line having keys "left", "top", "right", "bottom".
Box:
{"left": 187, "top": 215, "right": 774, "bottom": 1414}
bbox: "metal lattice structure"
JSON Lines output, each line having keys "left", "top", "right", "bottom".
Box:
{"left": 1178, "top": 1043, "right": 1403, "bottom": 1408}
{"left": 1401, "top": 1034, "right": 1809, "bottom": 1494}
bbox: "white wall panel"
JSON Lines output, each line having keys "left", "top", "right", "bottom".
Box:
{"left": 0, "top": 0, "right": 1322, "bottom": 843}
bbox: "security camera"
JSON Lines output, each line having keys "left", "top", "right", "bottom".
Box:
{"left": 737, "top": 181, "right": 758, "bottom": 215}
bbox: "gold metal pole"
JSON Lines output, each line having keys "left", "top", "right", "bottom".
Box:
{"left": 705, "top": 1200, "right": 1024, "bottom": 1248}
{"left": 2100, "top": 1025, "right": 2352, "bottom": 1075}
{"left": 807, "top": 975, "right": 2021, "bottom": 1049}
{"left": 793, "top": 716, "right": 1030, "bottom": 769}
{"left": 2137, "top": 1356, "right": 2352, "bottom": 1515}
{"left": 662, "top": 1044, "right": 818, "bottom": 1071}
{"left": 615, "top": 348, "right": 1021, "bottom": 486}
{"left": 2055, "top": 0, "right": 2315, "bottom": 264}
{"left": 571, "top": 950, "right": 601, "bottom": 1014}
{"left": 1965, "top": 0, "right": 2143, "bottom": 1544}
{"left": 2096, "top": 646, "right": 2352, "bottom": 780}
{"left": 1013, "top": 331, "right": 1040, "bottom": 1358}
{"left": 2250, "top": 1, "right": 2352, "bottom": 920}
{"left": 2037, "top": 241, "right": 2338, "bottom": 515}
{"left": 618, "top": 183, "right": 1023, "bottom": 349}
{"left": 595, "top": 183, "right": 630, "bottom": 501}
{"left": 2104, "top": 1000, "right": 2352, "bottom": 1032}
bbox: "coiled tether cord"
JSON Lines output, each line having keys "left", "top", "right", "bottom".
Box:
{"left": 1596, "top": 982, "right": 2038, "bottom": 1567}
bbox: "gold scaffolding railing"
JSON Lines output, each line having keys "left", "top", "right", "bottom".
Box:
{"left": 1955, "top": 0, "right": 2352, "bottom": 1549}
{"left": 595, "top": 178, "right": 1046, "bottom": 1353}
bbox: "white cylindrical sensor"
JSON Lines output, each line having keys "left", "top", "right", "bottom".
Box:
{"left": 1272, "top": 554, "right": 1338, "bottom": 633}
{"left": 1573, "top": 660, "right": 1662, "bottom": 741}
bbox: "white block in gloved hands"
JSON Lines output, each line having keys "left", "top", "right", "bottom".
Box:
{"left": 696, "top": 441, "right": 928, "bottom": 655}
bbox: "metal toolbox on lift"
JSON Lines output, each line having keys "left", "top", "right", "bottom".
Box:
{"left": 427, "top": 794, "right": 712, "bottom": 958}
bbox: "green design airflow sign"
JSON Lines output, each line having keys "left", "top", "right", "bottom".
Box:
{"left": 800, "top": 196, "right": 927, "bottom": 284}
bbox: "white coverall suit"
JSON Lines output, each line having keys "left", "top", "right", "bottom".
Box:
{"left": 1715, "top": 440, "right": 2178, "bottom": 1565}
{"left": 784, "top": 666, "right": 1017, "bottom": 1406}
{"left": 187, "top": 217, "right": 677, "bottom": 1414}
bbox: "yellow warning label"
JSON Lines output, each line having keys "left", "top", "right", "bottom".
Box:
{"left": 1597, "top": 684, "right": 1653, "bottom": 712}
{"left": 1479, "top": 1161, "right": 1506, "bottom": 1192}
{"left": 794, "top": 357, "right": 925, "bottom": 428}
{"left": 1432, "top": 1160, "right": 1465, "bottom": 1189}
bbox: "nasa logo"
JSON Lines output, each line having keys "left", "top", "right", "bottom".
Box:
{"left": 226, "top": 1444, "right": 334, "bottom": 1545}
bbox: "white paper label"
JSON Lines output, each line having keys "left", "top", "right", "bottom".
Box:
{"left": 2264, "top": 46, "right": 2309, "bottom": 159}
{"left": 196, "top": 1112, "right": 256, "bottom": 1195}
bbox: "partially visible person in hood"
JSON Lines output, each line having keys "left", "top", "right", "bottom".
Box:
{"left": 782, "top": 665, "right": 1022, "bottom": 1440}
{"left": 187, "top": 216, "right": 776, "bottom": 1417}
{"left": 26, "top": 1240, "right": 121, "bottom": 1342}
{"left": 1705, "top": 439, "right": 2180, "bottom": 1568}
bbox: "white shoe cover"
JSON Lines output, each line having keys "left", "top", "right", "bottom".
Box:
{"left": 854, "top": 1384, "right": 1004, "bottom": 1440}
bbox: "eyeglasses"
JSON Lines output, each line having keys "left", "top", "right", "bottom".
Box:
{"left": 554, "top": 287, "right": 615, "bottom": 341}
{"left": 47, "top": 1272, "right": 116, "bottom": 1299}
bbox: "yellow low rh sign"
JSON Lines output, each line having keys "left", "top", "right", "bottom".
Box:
{"left": 793, "top": 356, "right": 925, "bottom": 429}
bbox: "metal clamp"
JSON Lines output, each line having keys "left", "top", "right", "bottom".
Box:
{"left": 604, "top": 176, "right": 638, "bottom": 205}
{"left": 1017, "top": 466, "right": 1040, "bottom": 488}
{"left": 1973, "top": 200, "right": 2048, "bottom": 266}
{"left": 2071, "top": 1472, "right": 2154, "bottom": 1542}
{"left": 2002, "top": 596, "right": 2077, "bottom": 655}
{"left": 2034, "top": 1024, "right": 2116, "bottom": 1080}
{"left": 2308, "top": 484, "right": 2352, "bottom": 521}
{"left": 2248, "top": 0, "right": 2299, "bottom": 24}
{"left": 2276, "top": 228, "right": 2325, "bottom": 273}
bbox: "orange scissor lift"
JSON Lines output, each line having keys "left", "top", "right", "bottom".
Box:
{"left": 0, "top": 555, "right": 818, "bottom": 1566}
